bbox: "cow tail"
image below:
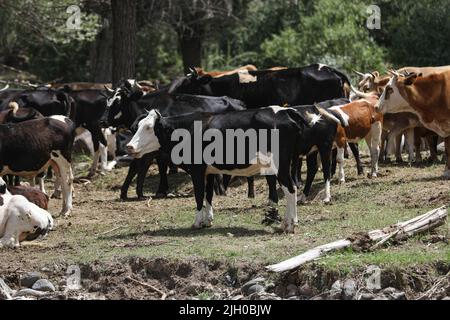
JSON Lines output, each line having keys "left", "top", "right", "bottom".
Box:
{"left": 333, "top": 69, "right": 352, "bottom": 98}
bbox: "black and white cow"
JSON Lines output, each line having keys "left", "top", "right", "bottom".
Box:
{"left": 0, "top": 116, "right": 76, "bottom": 216}
{"left": 168, "top": 64, "right": 363, "bottom": 198}
{"left": 100, "top": 83, "right": 250, "bottom": 200}
{"left": 127, "top": 107, "right": 311, "bottom": 233}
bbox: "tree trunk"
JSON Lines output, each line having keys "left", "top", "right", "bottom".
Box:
{"left": 179, "top": 32, "right": 202, "bottom": 74}
{"left": 111, "top": 0, "right": 137, "bottom": 87}
{"left": 90, "top": 18, "right": 113, "bottom": 83}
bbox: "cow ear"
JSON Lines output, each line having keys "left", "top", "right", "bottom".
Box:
{"left": 197, "top": 75, "right": 212, "bottom": 85}
{"left": 404, "top": 73, "right": 419, "bottom": 86}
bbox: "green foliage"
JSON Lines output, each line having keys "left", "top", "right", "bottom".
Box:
{"left": 381, "top": 0, "right": 450, "bottom": 67}
{"left": 260, "top": 0, "right": 386, "bottom": 74}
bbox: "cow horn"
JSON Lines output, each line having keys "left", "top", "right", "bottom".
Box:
{"left": 104, "top": 85, "right": 114, "bottom": 93}
{"left": 353, "top": 70, "right": 366, "bottom": 77}
{"left": 350, "top": 85, "right": 376, "bottom": 100}
{"left": 0, "top": 84, "right": 9, "bottom": 91}
{"left": 154, "top": 109, "right": 162, "bottom": 118}
{"left": 8, "top": 102, "right": 19, "bottom": 115}
{"left": 370, "top": 72, "right": 377, "bottom": 78}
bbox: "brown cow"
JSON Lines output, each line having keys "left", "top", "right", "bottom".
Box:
{"left": 8, "top": 186, "right": 49, "bottom": 210}
{"left": 378, "top": 70, "right": 450, "bottom": 177}
{"left": 194, "top": 65, "right": 258, "bottom": 78}
{"left": 330, "top": 93, "right": 383, "bottom": 183}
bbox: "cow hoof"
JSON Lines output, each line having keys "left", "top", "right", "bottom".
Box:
{"left": 60, "top": 210, "right": 71, "bottom": 218}
{"left": 51, "top": 192, "right": 62, "bottom": 199}
{"left": 323, "top": 198, "right": 332, "bottom": 205}
{"left": 137, "top": 196, "right": 150, "bottom": 201}
{"left": 191, "top": 223, "right": 203, "bottom": 230}
{"left": 283, "top": 223, "right": 296, "bottom": 234}
{"left": 297, "top": 194, "right": 307, "bottom": 205}
{"left": 120, "top": 195, "right": 128, "bottom": 201}
{"left": 339, "top": 179, "right": 346, "bottom": 185}
{"left": 248, "top": 193, "right": 255, "bottom": 199}
{"left": 154, "top": 192, "right": 167, "bottom": 199}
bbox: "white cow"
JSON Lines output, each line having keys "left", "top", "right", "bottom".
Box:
{"left": 0, "top": 179, "right": 54, "bottom": 249}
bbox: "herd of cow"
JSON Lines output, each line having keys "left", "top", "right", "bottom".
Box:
{"left": 0, "top": 63, "right": 449, "bottom": 248}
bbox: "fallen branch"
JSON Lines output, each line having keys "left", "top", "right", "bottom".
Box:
{"left": 97, "top": 226, "right": 122, "bottom": 237}
{"left": 267, "top": 206, "right": 448, "bottom": 273}
{"left": 125, "top": 276, "right": 167, "bottom": 300}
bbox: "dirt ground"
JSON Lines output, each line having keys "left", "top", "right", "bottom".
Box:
{"left": 0, "top": 151, "right": 449, "bottom": 299}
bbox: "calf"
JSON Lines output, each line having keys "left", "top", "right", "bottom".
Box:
{"left": 127, "top": 107, "right": 307, "bottom": 233}
{"left": 8, "top": 186, "right": 49, "bottom": 210}
{"left": 331, "top": 94, "right": 383, "bottom": 183}
{"left": 0, "top": 116, "right": 76, "bottom": 216}
{"left": 0, "top": 179, "right": 54, "bottom": 249}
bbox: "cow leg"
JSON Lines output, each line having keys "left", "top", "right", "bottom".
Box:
{"left": 319, "top": 145, "right": 333, "bottom": 204}
{"left": 414, "top": 131, "right": 423, "bottom": 163}
{"left": 405, "top": 129, "right": 415, "bottom": 165}
{"left": 155, "top": 154, "right": 169, "bottom": 198}
{"left": 277, "top": 160, "right": 297, "bottom": 234}
{"left": 120, "top": 160, "right": 139, "bottom": 200}
{"left": 331, "top": 149, "right": 337, "bottom": 177}
{"left": 266, "top": 175, "right": 278, "bottom": 206}
{"left": 52, "top": 177, "right": 62, "bottom": 199}
{"left": 247, "top": 177, "right": 255, "bottom": 198}
{"left": 427, "top": 135, "right": 438, "bottom": 163}
{"left": 444, "top": 137, "right": 450, "bottom": 178}
{"left": 366, "top": 122, "right": 382, "bottom": 178}
{"left": 349, "top": 143, "right": 363, "bottom": 175}
{"left": 38, "top": 177, "right": 46, "bottom": 195}
{"left": 192, "top": 169, "right": 206, "bottom": 229}
{"left": 203, "top": 174, "right": 215, "bottom": 228}
{"left": 222, "top": 175, "right": 231, "bottom": 195}
{"left": 337, "top": 147, "right": 346, "bottom": 183}
{"left": 51, "top": 152, "right": 73, "bottom": 217}
{"left": 135, "top": 157, "right": 152, "bottom": 200}
{"left": 300, "top": 152, "right": 318, "bottom": 204}
{"left": 394, "top": 134, "right": 403, "bottom": 163}
{"left": 99, "top": 142, "right": 109, "bottom": 172}
{"left": 213, "top": 175, "right": 226, "bottom": 196}
{"left": 379, "top": 131, "right": 388, "bottom": 163}
{"left": 87, "top": 124, "right": 106, "bottom": 178}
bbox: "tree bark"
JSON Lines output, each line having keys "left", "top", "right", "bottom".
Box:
{"left": 90, "top": 18, "right": 113, "bottom": 83}
{"left": 179, "top": 31, "right": 202, "bottom": 74}
{"left": 111, "top": 0, "right": 137, "bottom": 87}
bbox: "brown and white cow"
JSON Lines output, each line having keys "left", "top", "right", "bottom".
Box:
{"left": 330, "top": 93, "right": 383, "bottom": 183}
{"left": 377, "top": 70, "right": 450, "bottom": 177}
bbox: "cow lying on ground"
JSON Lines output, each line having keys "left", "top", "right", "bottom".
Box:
{"left": 127, "top": 107, "right": 308, "bottom": 233}
{"left": 0, "top": 116, "right": 76, "bottom": 216}
{"left": 0, "top": 179, "right": 53, "bottom": 249}
{"left": 8, "top": 186, "right": 49, "bottom": 210}
{"left": 378, "top": 70, "right": 450, "bottom": 177}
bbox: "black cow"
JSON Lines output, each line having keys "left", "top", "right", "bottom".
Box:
{"left": 168, "top": 64, "right": 351, "bottom": 107}
{"left": 11, "top": 88, "right": 74, "bottom": 118}
{"left": 0, "top": 116, "right": 76, "bottom": 216}
{"left": 289, "top": 98, "right": 349, "bottom": 203}
{"left": 64, "top": 88, "right": 109, "bottom": 177}
{"left": 100, "top": 83, "right": 250, "bottom": 200}
{"left": 168, "top": 64, "right": 362, "bottom": 200}
{"left": 127, "top": 107, "right": 308, "bottom": 233}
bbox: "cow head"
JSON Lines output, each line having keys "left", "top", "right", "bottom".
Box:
{"left": 377, "top": 71, "right": 421, "bottom": 114}
{"left": 126, "top": 109, "right": 162, "bottom": 158}
{"left": 168, "top": 68, "right": 213, "bottom": 95}
{"left": 100, "top": 79, "right": 144, "bottom": 127}
{"left": 355, "top": 70, "right": 379, "bottom": 92}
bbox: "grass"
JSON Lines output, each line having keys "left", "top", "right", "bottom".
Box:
{"left": 1, "top": 153, "right": 449, "bottom": 273}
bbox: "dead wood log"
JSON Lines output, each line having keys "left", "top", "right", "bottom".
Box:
{"left": 267, "top": 206, "right": 448, "bottom": 273}
{"left": 0, "top": 278, "right": 13, "bottom": 300}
